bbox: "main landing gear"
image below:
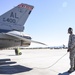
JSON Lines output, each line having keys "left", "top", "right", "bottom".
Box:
{"left": 15, "top": 48, "right": 22, "bottom": 55}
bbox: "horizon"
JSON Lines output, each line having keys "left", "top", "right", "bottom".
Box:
{"left": 0, "top": 0, "right": 75, "bottom": 47}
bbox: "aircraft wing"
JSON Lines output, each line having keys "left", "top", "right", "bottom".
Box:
{"left": 5, "top": 31, "right": 47, "bottom": 46}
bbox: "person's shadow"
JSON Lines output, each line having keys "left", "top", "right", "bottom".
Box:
{"left": 58, "top": 71, "right": 73, "bottom": 75}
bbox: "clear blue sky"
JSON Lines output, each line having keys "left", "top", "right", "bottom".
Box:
{"left": 0, "top": 0, "right": 75, "bottom": 47}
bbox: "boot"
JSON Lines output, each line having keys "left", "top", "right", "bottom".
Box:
{"left": 68, "top": 68, "right": 74, "bottom": 73}
{"left": 74, "top": 67, "right": 75, "bottom": 70}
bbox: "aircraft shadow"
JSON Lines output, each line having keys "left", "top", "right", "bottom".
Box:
{"left": 8, "top": 55, "right": 16, "bottom": 56}
{"left": 0, "top": 58, "right": 16, "bottom": 65}
{"left": 0, "top": 61, "right": 16, "bottom": 65}
{"left": 0, "top": 58, "right": 32, "bottom": 74}
{"left": 0, "top": 65, "right": 32, "bottom": 74}
{"left": 0, "top": 58, "right": 11, "bottom": 61}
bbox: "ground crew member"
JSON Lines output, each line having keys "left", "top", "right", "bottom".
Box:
{"left": 67, "top": 27, "right": 75, "bottom": 73}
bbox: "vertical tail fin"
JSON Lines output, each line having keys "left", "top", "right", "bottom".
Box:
{"left": 0, "top": 3, "right": 34, "bottom": 32}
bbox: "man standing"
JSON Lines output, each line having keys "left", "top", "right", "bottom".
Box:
{"left": 67, "top": 27, "right": 75, "bottom": 73}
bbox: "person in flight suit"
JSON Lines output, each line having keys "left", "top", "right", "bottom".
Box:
{"left": 67, "top": 27, "right": 75, "bottom": 73}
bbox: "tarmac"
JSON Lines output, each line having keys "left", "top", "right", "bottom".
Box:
{"left": 0, "top": 49, "right": 75, "bottom": 75}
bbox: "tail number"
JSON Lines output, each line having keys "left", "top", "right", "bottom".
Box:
{"left": 3, "top": 18, "right": 16, "bottom": 23}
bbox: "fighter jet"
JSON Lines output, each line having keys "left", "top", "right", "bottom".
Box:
{"left": 0, "top": 3, "right": 46, "bottom": 49}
